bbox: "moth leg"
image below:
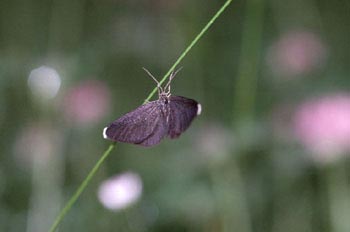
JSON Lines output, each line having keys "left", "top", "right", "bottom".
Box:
{"left": 164, "top": 67, "right": 183, "bottom": 95}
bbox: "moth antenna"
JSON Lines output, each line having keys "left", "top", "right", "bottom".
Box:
{"left": 164, "top": 67, "right": 183, "bottom": 92}
{"left": 142, "top": 67, "right": 163, "bottom": 94}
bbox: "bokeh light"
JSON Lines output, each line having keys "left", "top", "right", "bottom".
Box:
{"left": 63, "top": 80, "right": 111, "bottom": 126}
{"left": 28, "top": 66, "right": 61, "bottom": 100}
{"left": 194, "top": 122, "right": 233, "bottom": 164}
{"left": 13, "top": 123, "right": 63, "bottom": 169}
{"left": 98, "top": 172, "right": 143, "bottom": 211}
{"left": 266, "top": 30, "right": 327, "bottom": 78}
{"left": 293, "top": 93, "right": 350, "bottom": 163}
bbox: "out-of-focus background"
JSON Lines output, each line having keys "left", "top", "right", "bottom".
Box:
{"left": 1, "top": 0, "right": 350, "bottom": 231}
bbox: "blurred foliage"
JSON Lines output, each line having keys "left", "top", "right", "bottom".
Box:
{"left": 1, "top": 0, "right": 350, "bottom": 232}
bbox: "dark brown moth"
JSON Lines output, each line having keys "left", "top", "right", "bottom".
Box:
{"left": 103, "top": 68, "right": 201, "bottom": 146}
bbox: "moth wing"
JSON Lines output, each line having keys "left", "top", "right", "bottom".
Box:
{"left": 167, "top": 96, "right": 201, "bottom": 139}
{"left": 104, "top": 101, "right": 168, "bottom": 146}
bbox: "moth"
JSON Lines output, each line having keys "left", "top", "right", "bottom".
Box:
{"left": 103, "top": 68, "right": 201, "bottom": 146}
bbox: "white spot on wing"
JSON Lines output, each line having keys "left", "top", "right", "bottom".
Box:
{"left": 197, "top": 104, "right": 202, "bottom": 115}
{"left": 103, "top": 127, "right": 108, "bottom": 139}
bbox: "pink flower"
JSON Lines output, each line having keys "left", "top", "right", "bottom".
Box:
{"left": 63, "top": 80, "right": 111, "bottom": 125}
{"left": 267, "top": 30, "right": 327, "bottom": 77}
{"left": 293, "top": 94, "right": 350, "bottom": 163}
{"left": 98, "top": 172, "right": 143, "bottom": 211}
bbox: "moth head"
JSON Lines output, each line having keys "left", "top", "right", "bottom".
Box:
{"left": 142, "top": 67, "right": 183, "bottom": 99}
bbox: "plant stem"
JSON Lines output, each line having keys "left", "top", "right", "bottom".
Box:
{"left": 48, "top": 1, "right": 233, "bottom": 231}
{"left": 48, "top": 143, "right": 116, "bottom": 232}
{"left": 144, "top": 0, "right": 233, "bottom": 104}
{"left": 326, "top": 164, "right": 350, "bottom": 232}
{"left": 227, "top": 0, "right": 265, "bottom": 231}
{"left": 233, "top": 0, "right": 264, "bottom": 122}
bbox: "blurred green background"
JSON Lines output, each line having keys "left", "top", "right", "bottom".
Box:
{"left": 1, "top": 0, "right": 350, "bottom": 231}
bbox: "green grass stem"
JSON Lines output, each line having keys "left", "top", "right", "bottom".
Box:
{"left": 48, "top": 143, "right": 116, "bottom": 232}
